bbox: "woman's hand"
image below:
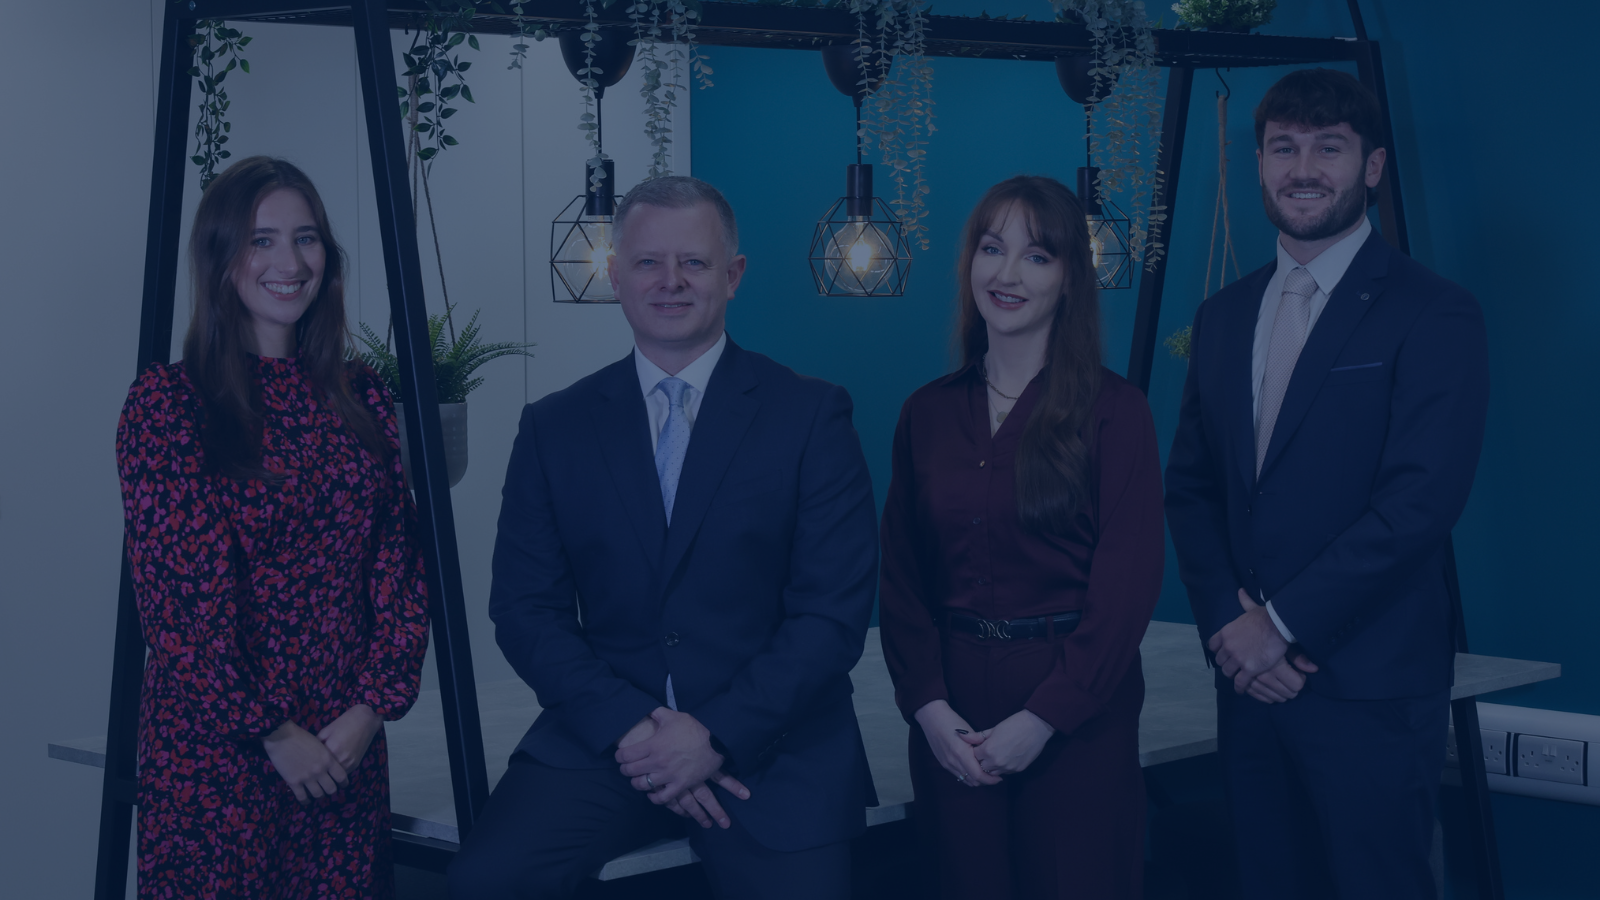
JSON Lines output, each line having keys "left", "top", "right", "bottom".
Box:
{"left": 317, "top": 704, "right": 383, "bottom": 772}
{"left": 914, "top": 700, "right": 1001, "bottom": 787}
{"left": 263, "top": 720, "right": 348, "bottom": 804}
{"left": 968, "top": 709, "right": 1056, "bottom": 777}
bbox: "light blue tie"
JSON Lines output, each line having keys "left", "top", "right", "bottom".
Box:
{"left": 654, "top": 377, "right": 691, "bottom": 523}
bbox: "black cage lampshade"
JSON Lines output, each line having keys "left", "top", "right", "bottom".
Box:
{"left": 551, "top": 159, "right": 618, "bottom": 303}
{"left": 1079, "top": 165, "right": 1131, "bottom": 291}
{"left": 549, "top": 28, "right": 634, "bottom": 304}
{"left": 809, "top": 164, "right": 912, "bottom": 297}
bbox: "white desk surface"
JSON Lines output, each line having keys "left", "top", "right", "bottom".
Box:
{"left": 50, "top": 621, "right": 1560, "bottom": 881}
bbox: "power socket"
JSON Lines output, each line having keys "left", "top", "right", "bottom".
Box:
{"left": 1515, "top": 734, "right": 1585, "bottom": 785}
{"left": 1446, "top": 726, "right": 1509, "bottom": 775}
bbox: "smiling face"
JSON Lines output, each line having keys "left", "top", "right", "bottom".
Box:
{"left": 969, "top": 201, "right": 1067, "bottom": 343}
{"left": 1257, "top": 120, "right": 1385, "bottom": 251}
{"left": 230, "top": 188, "right": 325, "bottom": 357}
{"left": 608, "top": 201, "right": 746, "bottom": 372}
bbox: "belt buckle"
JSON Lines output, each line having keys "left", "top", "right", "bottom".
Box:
{"left": 977, "top": 618, "right": 1012, "bottom": 640}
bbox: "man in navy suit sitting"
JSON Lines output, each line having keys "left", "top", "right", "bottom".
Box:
{"left": 1165, "top": 69, "right": 1490, "bottom": 898}
{"left": 449, "top": 176, "right": 879, "bottom": 899}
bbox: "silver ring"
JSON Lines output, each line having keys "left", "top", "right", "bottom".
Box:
{"left": 645, "top": 773, "right": 656, "bottom": 790}
{"left": 955, "top": 773, "right": 966, "bottom": 784}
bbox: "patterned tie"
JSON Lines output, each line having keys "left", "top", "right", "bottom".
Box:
{"left": 1256, "top": 266, "right": 1318, "bottom": 475}
{"left": 654, "top": 377, "right": 691, "bottom": 523}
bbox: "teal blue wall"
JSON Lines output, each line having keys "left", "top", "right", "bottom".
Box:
{"left": 695, "top": 2, "right": 1600, "bottom": 895}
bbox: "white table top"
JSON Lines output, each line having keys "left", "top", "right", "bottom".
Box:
{"left": 50, "top": 620, "right": 1560, "bottom": 881}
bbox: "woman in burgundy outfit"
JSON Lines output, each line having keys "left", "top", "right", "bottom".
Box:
{"left": 879, "top": 176, "right": 1164, "bottom": 898}
{"left": 116, "top": 157, "right": 430, "bottom": 898}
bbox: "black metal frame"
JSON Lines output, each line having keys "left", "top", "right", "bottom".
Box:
{"left": 96, "top": 2, "right": 1502, "bottom": 897}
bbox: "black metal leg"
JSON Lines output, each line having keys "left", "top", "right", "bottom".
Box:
{"left": 351, "top": 0, "right": 491, "bottom": 838}
{"left": 94, "top": 9, "right": 197, "bottom": 899}
{"left": 1126, "top": 65, "right": 1194, "bottom": 395}
{"left": 1355, "top": 40, "right": 1411, "bottom": 256}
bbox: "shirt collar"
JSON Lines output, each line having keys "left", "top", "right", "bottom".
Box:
{"left": 1275, "top": 215, "right": 1372, "bottom": 296}
{"left": 634, "top": 331, "right": 728, "bottom": 399}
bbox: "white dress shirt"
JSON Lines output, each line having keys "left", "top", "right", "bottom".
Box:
{"left": 634, "top": 331, "right": 728, "bottom": 453}
{"left": 1252, "top": 217, "right": 1372, "bottom": 644}
{"left": 632, "top": 331, "right": 727, "bottom": 710}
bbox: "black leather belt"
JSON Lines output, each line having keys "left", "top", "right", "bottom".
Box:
{"left": 948, "top": 611, "right": 1081, "bottom": 640}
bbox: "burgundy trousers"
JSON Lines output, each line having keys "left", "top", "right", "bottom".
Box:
{"left": 908, "top": 630, "right": 1146, "bottom": 899}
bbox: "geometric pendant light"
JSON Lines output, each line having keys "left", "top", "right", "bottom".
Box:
{"left": 1056, "top": 54, "right": 1132, "bottom": 290}
{"left": 807, "top": 44, "right": 912, "bottom": 297}
{"left": 551, "top": 27, "right": 635, "bottom": 303}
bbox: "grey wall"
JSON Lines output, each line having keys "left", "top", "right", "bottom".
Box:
{"left": 0, "top": 3, "right": 689, "bottom": 892}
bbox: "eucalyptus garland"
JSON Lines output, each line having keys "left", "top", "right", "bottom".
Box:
{"left": 505, "top": 0, "right": 552, "bottom": 69}
{"left": 852, "top": 0, "right": 935, "bottom": 250}
{"left": 576, "top": 0, "right": 610, "bottom": 189}
{"left": 627, "top": 0, "right": 709, "bottom": 178}
{"left": 1052, "top": 0, "right": 1168, "bottom": 268}
{"left": 187, "top": 20, "right": 252, "bottom": 190}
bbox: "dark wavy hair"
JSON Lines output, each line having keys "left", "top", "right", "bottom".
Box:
{"left": 955, "top": 175, "right": 1103, "bottom": 533}
{"left": 182, "top": 156, "right": 387, "bottom": 479}
{"left": 1255, "top": 68, "right": 1384, "bottom": 159}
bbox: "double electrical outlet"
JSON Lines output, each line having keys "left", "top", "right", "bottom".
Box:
{"left": 1445, "top": 703, "right": 1599, "bottom": 804}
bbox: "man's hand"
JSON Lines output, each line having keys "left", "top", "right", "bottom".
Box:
{"left": 1209, "top": 589, "right": 1289, "bottom": 685}
{"left": 968, "top": 709, "right": 1055, "bottom": 777}
{"left": 662, "top": 774, "right": 751, "bottom": 830}
{"left": 1243, "top": 652, "right": 1320, "bottom": 703}
{"left": 913, "top": 700, "right": 1000, "bottom": 787}
{"left": 317, "top": 704, "right": 383, "bottom": 772}
{"left": 263, "top": 720, "right": 348, "bottom": 804}
{"left": 616, "top": 708, "right": 740, "bottom": 806}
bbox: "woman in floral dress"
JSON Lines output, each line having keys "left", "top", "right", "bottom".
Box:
{"left": 116, "top": 156, "right": 430, "bottom": 899}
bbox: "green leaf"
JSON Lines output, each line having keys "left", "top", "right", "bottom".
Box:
{"left": 440, "top": 107, "right": 457, "bottom": 118}
{"left": 468, "top": 34, "right": 481, "bottom": 50}
{"left": 457, "top": 60, "right": 473, "bottom": 71}
{"left": 460, "top": 84, "right": 475, "bottom": 103}
{"left": 239, "top": 59, "right": 250, "bottom": 73}
{"left": 442, "top": 134, "right": 459, "bottom": 146}
{"left": 192, "top": 155, "right": 207, "bottom": 165}
{"left": 419, "top": 147, "right": 438, "bottom": 160}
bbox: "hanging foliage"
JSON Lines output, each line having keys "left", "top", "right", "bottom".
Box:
{"left": 1051, "top": 0, "right": 1168, "bottom": 269}
{"left": 187, "top": 20, "right": 252, "bottom": 190}
{"left": 852, "top": 0, "right": 935, "bottom": 250}
{"left": 399, "top": 3, "right": 482, "bottom": 168}
{"left": 627, "top": 0, "right": 711, "bottom": 179}
{"left": 505, "top": 0, "right": 553, "bottom": 69}
{"left": 1170, "top": 0, "right": 1276, "bottom": 31}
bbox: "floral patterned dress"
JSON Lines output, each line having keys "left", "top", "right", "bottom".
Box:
{"left": 116, "top": 356, "right": 431, "bottom": 899}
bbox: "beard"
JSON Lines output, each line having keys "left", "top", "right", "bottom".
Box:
{"left": 1262, "top": 178, "right": 1368, "bottom": 243}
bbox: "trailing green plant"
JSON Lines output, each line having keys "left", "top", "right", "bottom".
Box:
{"left": 1164, "top": 324, "right": 1192, "bottom": 360}
{"left": 852, "top": 0, "right": 935, "bottom": 250}
{"left": 356, "top": 308, "right": 534, "bottom": 404}
{"left": 504, "top": 0, "right": 553, "bottom": 69}
{"left": 187, "top": 20, "right": 252, "bottom": 190}
{"left": 1051, "top": 0, "right": 1169, "bottom": 269}
{"left": 1170, "top": 0, "right": 1275, "bottom": 31}
{"left": 577, "top": 0, "right": 610, "bottom": 189}
{"left": 399, "top": 3, "right": 482, "bottom": 169}
{"left": 627, "top": 0, "right": 711, "bottom": 178}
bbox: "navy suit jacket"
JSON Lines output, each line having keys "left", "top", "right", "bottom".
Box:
{"left": 488, "top": 337, "right": 880, "bottom": 852}
{"left": 1165, "top": 232, "right": 1490, "bottom": 700}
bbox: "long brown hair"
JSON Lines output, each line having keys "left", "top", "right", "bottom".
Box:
{"left": 182, "top": 156, "right": 387, "bottom": 479}
{"left": 956, "top": 175, "right": 1103, "bottom": 533}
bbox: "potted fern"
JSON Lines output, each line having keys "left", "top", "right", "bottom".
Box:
{"left": 357, "top": 308, "right": 533, "bottom": 487}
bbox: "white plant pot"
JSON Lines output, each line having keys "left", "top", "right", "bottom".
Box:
{"left": 394, "top": 402, "right": 469, "bottom": 488}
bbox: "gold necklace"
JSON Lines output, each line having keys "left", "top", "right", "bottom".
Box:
{"left": 981, "top": 357, "right": 1021, "bottom": 422}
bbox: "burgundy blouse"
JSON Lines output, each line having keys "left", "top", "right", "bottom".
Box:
{"left": 878, "top": 363, "right": 1165, "bottom": 736}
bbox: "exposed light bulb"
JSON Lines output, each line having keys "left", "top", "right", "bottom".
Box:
{"left": 1087, "top": 216, "right": 1106, "bottom": 268}
{"left": 848, "top": 237, "right": 876, "bottom": 274}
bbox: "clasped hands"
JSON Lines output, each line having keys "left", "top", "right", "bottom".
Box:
{"left": 616, "top": 707, "right": 751, "bottom": 830}
{"left": 262, "top": 704, "right": 383, "bottom": 804}
{"left": 1209, "top": 589, "right": 1319, "bottom": 704}
{"left": 914, "top": 699, "right": 1055, "bottom": 788}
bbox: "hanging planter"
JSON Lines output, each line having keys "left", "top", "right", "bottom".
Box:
{"left": 357, "top": 309, "right": 533, "bottom": 489}
{"left": 1170, "top": 0, "right": 1277, "bottom": 32}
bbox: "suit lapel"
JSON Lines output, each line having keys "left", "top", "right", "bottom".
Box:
{"left": 660, "top": 340, "right": 761, "bottom": 583}
{"left": 1226, "top": 265, "right": 1274, "bottom": 490}
{"left": 591, "top": 354, "right": 668, "bottom": 573}
{"left": 1257, "top": 233, "right": 1391, "bottom": 478}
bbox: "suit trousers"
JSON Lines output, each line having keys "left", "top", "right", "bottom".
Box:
{"left": 1217, "top": 685, "right": 1450, "bottom": 900}
{"left": 908, "top": 631, "right": 1146, "bottom": 899}
{"left": 447, "top": 753, "right": 851, "bottom": 900}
